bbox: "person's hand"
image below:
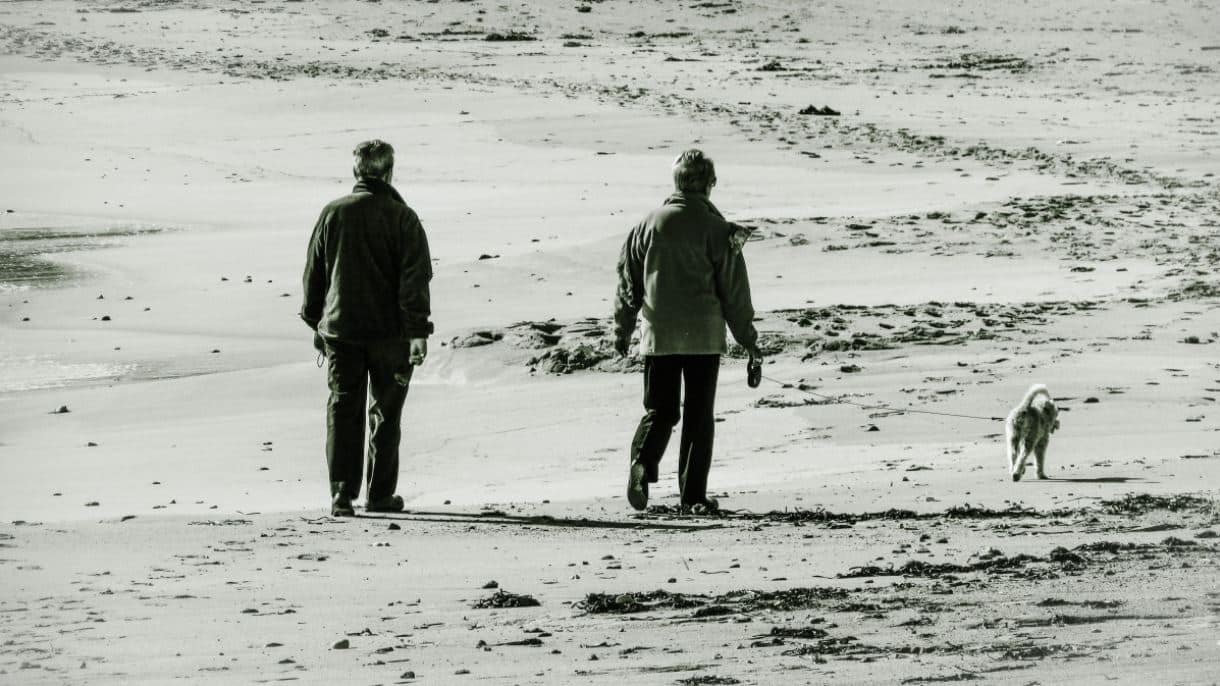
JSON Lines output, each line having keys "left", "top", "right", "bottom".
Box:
{"left": 613, "top": 336, "right": 631, "bottom": 358}
{"left": 729, "top": 223, "right": 754, "bottom": 253}
{"left": 747, "top": 344, "right": 764, "bottom": 363}
{"left": 408, "top": 338, "right": 428, "bottom": 366}
{"left": 746, "top": 345, "right": 764, "bottom": 388}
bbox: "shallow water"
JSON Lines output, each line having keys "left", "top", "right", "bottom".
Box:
{"left": 0, "top": 353, "right": 137, "bottom": 393}
{"left": 0, "top": 225, "right": 163, "bottom": 290}
{"left": 0, "top": 225, "right": 167, "bottom": 392}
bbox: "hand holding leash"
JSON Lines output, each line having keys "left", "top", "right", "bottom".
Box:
{"left": 746, "top": 344, "right": 763, "bottom": 388}
{"left": 613, "top": 336, "right": 631, "bottom": 358}
{"left": 408, "top": 337, "right": 428, "bottom": 367}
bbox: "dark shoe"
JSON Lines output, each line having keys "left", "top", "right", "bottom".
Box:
{"left": 331, "top": 492, "right": 355, "bottom": 517}
{"left": 366, "top": 494, "right": 405, "bottom": 513}
{"left": 681, "top": 497, "right": 719, "bottom": 516}
{"left": 627, "top": 462, "right": 649, "bottom": 511}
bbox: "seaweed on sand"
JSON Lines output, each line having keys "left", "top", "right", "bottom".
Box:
{"left": 576, "top": 590, "right": 705, "bottom": 614}
{"left": 471, "top": 590, "right": 540, "bottom": 609}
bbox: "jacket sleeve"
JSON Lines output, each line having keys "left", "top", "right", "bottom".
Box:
{"left": 613, "top": 226, "right": 645, "bottom": 343}
{"left": 300, "top": 208, "right": 329, "bottom": 330}
{"left": 399, "top": 209, "right": 434, "bottom": 338}
{"left": 712, "top": 233, "right": 759, "bottom": 351}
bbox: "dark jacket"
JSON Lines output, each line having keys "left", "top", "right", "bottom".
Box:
{"left": 301, "top": 178, "right": 434, "bottom": 341}
{"left": 614, "top": 192, "right": 757, "bottom": 355}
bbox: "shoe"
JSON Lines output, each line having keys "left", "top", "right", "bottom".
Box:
{"left": 627, "top": 462, "right": 649, "bottom": 511}
{"left": 681, "top": 497, "right": 720, "bottom": 516}
{"left": 331, "top": 492, "right": 355, "bottom": 517}
{"left": 365, "top": 494, "right": 405, "bottom": 513}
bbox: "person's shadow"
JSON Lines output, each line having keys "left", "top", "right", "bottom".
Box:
{"left": 1040, "top": 476, "right": 1149, "bottom": 484}
{"left": 361, "top": 509, "right": 721, "bottom": 532}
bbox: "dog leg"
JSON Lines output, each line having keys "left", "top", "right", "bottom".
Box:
{"left": 1006, "top": 427, "right": 1016, "bottom": 480}
{"left": 1009, "top": 434, "right": 1025, "bottom": 482}
{"left": 1034, "top": 436, "right": 1049, "bottom": 480}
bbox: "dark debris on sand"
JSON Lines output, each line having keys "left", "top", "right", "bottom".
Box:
{"left": 577, "top": 590, "right": 705, "bottom": 614}
{"left": 1096, "top": 493, "right": 1216, "bottom": 516}
{"left": 837, "top": 538, "right": 1215, "bottom": 580}
{"left": 471, "top": 590, "right": 541, "bottom": 609}
{"left": 641, "top": 493, "right": 1215, "bottom": 528}
{"left": 643, "top": 503, "right": 1066, "bottom": 526}
{"left": 484, "top": 31, "right": 537, "bottom": 42}
{"left": 577, "top": 586, "right": 849, "bottom": 617}
{"left": 675, "top": 676, "right": 741, "bottom": 685}
{"left": 447, "top": 318, "right": 642, "bottom": 374}
{"left": 925, "top": 52, "right": 1033, "bottom": 73}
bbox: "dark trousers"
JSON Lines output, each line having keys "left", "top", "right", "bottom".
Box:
{"left": 630, "top": 354, "right": 720, "bottom": 505}
{"left": 324, "top": 338, "right": 413, "bottom": 502}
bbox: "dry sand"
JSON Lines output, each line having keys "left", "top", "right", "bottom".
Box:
{"left": 1, "top": 0, "right": 1218, "bottom": 684}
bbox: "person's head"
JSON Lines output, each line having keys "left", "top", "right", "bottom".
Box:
{"left": 353, "top": 139, "right": 395, "bottom": 182}
{"left": 672, "top": 149, "right": 716, "bottom": 195}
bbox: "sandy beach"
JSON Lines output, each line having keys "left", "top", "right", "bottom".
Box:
{"left": 1, "top": 1, "right": 1218, "bottom": 683}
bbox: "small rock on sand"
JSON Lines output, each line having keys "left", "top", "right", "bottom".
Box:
{"left": 332, "top": 638, "right": 350, "bottom": 650}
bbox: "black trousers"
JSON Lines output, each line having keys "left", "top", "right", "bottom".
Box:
{"left": 324, "top": 338, "right": 413, "bottom": 502}
{"left": 630, "top": 354, "right": 720, "bottom": 505}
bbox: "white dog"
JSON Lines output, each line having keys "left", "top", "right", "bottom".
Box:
{"left": 1006, "top": 384, "right": 1060, "bottom": 481}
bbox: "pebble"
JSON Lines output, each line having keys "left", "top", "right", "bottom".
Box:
{"left": 331, "top": 638, "right": 350, "bottom": 650}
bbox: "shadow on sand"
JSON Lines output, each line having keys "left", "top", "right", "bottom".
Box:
{"left": 359, "top": 509, "right": 720, "bottom": 532}
{"left": 1041, "top": 476, "right": 1150, "bottom": 484}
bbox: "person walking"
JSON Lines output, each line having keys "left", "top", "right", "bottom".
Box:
{"left": 613, "top": 149, "right": 762, "bottom": 513}
{"left": 301, "top": 140, "right": 433, "bottom": 517}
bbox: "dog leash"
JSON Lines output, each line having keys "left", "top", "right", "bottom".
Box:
{"left": 757, "top": 373, "right": 1005, "bottom": 422}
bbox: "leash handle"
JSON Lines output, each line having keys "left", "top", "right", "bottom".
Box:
{"left": 747, "top": 358, "right": 762, "bottom": 388}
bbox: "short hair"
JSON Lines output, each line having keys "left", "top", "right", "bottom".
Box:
{"left": 672, "top": 149, "right": 716, "bottom": 193}
{"left": 353, "top": 139, "right": 394, "bottom": 179}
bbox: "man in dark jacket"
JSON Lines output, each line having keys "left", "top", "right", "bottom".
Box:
{"left": 302, "top": 140, "right": 433, "bottom": 517}
{"left": 614, "top": 149, "right": 762, "bottom": 513}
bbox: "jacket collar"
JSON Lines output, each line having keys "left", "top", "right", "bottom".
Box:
{"left": 663, "top": 191, "right": 724, "bottom": 218}
{"left": 353, "top": 177, "right": 406, "bottom": 205}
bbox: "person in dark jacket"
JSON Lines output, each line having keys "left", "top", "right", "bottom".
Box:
{"left": 614, "top": 149, "right": 762, "bottom": 513}
{"left": 301, "top": 140, "right": 433, "bottom": 517}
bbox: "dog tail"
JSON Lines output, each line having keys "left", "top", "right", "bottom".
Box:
{"left": 1018, "top": 383, "right": 1050, "bottom": 410}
